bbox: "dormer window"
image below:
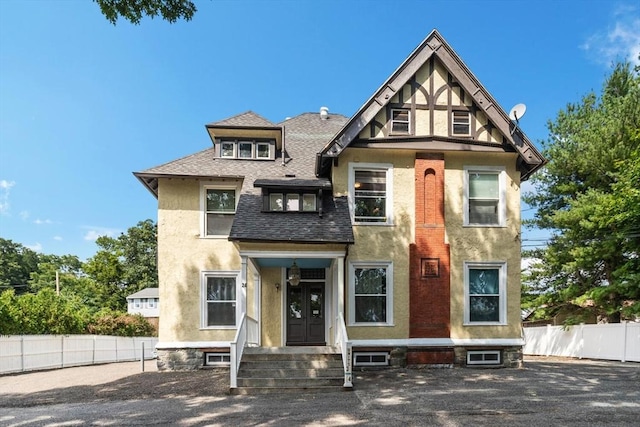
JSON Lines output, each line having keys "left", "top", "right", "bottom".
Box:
{"left": 238, "top": 141, "right": 253, "bottom": 158}
{"left": 217, "top": 139, "right": 275, "bottom": 160}
{"left": 267, "top": 191, "right": 318, "bottom": 212}
{"left": 391, "top": 109, "right": 410, "bottom": 134}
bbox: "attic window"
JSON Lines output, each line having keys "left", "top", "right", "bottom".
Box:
{"left": 217, "top": 139, "right": 274, "bottom": 160}
{"left": 452, "top": 111, "right": 470, "bottom": 135}
{"left": 391, "top": 109, "right": 410, "bottom": 134}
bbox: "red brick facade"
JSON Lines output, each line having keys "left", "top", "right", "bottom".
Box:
{"left": 409, "top": 154, "right": 451, "bottom": 338}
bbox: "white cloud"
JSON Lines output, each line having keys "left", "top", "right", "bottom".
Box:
{"left": 582, "top": 7, "right": 640, "bottom": 66}
{"left": 53, "top": 236, "right": 63, "bottom": 241}
{"left": 34, "top": 218, "right": 53, "bottom": 225}
{"left": 26, "top": 242, "right": 43, "bottom": 252}
{"left": 0, "top": 179, "right": 15, "bottom": 215}
{"left": 82, "top": 226, "right": 120, "bottom": 241}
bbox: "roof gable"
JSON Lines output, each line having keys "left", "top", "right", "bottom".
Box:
{"left": 207, "top": 111, "right": 276, "bottom": 128}
{"left": 318, "top": 29, "right": 545, "bottom": 180}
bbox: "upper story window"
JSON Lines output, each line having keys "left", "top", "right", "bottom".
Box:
{"left": 201, "top": 182, "right": 241, "bottom": 237}
{"left": 390, "top": 109, "right": 410, "bottom": 134}
{"left": 463, "top": 166, "right": 506, "bottom": 227}
{"left": 452, "top": 111, "right": 471, "bottom": 135}
{"left": 217, "top": 139, "right": 274, "bottom": 160}
{"left": 349, "top": 163, "right": 394, "bottom": 225}
{"left": 464, "top": 262, "right": 506, "bottom": 325}
{"left": 267, "top": 192, "right": 318, "bottom": 212}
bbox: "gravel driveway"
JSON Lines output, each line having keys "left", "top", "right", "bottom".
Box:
{"left": 1, "top": 356, "right": 638, "bottom": 426}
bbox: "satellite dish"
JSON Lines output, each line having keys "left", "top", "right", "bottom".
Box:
{"left": 508, "top": 103, "right": 527, "bottom": 135}
{"left": 509, "top": 103, "right": 527, "bottom": 122}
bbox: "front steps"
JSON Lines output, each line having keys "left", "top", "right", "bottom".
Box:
{"left": 232, "top": 346, "right": 349, "bottom": 394}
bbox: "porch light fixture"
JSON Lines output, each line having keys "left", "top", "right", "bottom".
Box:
{"left": 288, "top": 260, "right": 301, "bottom": 286}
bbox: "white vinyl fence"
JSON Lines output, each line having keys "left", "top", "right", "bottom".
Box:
{"left": 0, "top": 335, "right": 158, "bottom": 374}
{"left": 523, "top": 322, "right": 640, "bottom": 362}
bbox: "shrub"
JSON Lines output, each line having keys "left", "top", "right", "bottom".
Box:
{"left": 87, "top": 309, "right": 155, "bottom": 337}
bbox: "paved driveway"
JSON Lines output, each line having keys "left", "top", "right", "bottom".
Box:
{"left": 0, "top": 356, "right": 638, "bottom": 426}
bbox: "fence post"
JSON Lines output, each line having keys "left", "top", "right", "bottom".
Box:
{"left": 60, "top": 335, "right": 64, "bottom": 368}
{"left": 621, "top": 321, "right": 628, "bottom": 363}
{"left": 546, "top": 324, "right": 551, "bottom": 357}
{"left": 141, "top": 341, "right": 145, "bottom": 372}
{"left": 20, "top": 335, "right": 24, "bottom": 372}
{"left": 579, "top": 323, "right": 584, "bottom": 359}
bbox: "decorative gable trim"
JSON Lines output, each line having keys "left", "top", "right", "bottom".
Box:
{"left": 317, "top": 29, "right": 545, "bottom": 180}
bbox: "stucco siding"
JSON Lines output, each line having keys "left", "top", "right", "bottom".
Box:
{"left": 157, "top": 178, "right": 240, "bottom": 344}
{"left": 444, "top": 152, "right": 522, "bottom": 339}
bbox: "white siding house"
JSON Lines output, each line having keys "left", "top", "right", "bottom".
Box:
{"left": 126, "top": 288, "right": 159, "bottom": 318}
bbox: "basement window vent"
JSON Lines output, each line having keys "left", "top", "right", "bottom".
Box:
{"left": 354, "top": 352, "right": 389, "bottom": 367}
{"left": 205, "top": 353, "right": 231, "bottom": 366}
{"left": 466, "top": 350, "right": 501, "bottom": 365}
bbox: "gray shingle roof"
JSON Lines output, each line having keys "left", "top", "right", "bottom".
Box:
{"left": 126, "top": 287, "right": 159, "bottom": 299}
{"left": 207, "top": 111, "right": 276, "bottom": 128}
{"left": 135, "top": 112, "right": 348, "bottom": 196}
{"left": 229, "top": 195, "right": 354, "bottom": 244}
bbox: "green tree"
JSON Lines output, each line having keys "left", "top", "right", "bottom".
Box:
{"left": 0, "top": 238, "right": 40, "bottom": 294}
{"left": 523, "top": 62, "right": 640, "bottom": 323}
{"left": 85, "top": 220, "right": 158, "bottom": 311}
{"left": 94, "top": 0, "right": 197, "bottom": 25}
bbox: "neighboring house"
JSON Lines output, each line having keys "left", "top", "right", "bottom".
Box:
{"left": 126, "top": 287, "right": 160, "bottom": 330}
{"left": 134, "top": 30, "right": 545, "bottom": 381}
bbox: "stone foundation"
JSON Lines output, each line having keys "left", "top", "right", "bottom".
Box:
{"left": 156, "top": 349, "right": 204, "bottom": 371}
{"left": 453, "top": 346, "right": 523, "bottom": 368}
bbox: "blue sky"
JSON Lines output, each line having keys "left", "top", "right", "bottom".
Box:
{"left": 0, "top": 0, "right": 638, "bottom": 261}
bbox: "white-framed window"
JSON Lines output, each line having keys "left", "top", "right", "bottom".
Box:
{"left": 201, "top": 271, "right": 239, "bottom": 328}
{"left": 302, "top": 194, "right": 316, "bottom": 211}
{"left": 464, "top": 261, "right": 507, "bottom": 325}
{"left": 269, "top": 193, "right": 284, "bottom": 211}
{"left": 148, "top": 298, "right": 156, "bottom": 308}
{"left": 452, "top": 111, "right": 470, "bottom": 135}
{"left": 205, "top": 352, "right": 231, "bottom": 366}
{"left": 221, "top": 141, "right": 235, "bottom": 158}
{"left": 349, "top": 261, "right": 393, "bottom": 326}
{"left": 256, "top": 142, "right": 270, "bottom": 159}
{"left": 348, "top": 163, "right": 393, "bottom": 225}
{"left": 463, "top": 166, "right": 506, "bottom": 227}
{"left": 134, "top": 299, "right": 140, "bottom": 309}
{"left": 201, "top": 182, "right": 240, "bottom": 237}
{"left": 354, "top": 352, "right": 389, "bottom": 367}
{"left": 467, "top": 350, "right": 501, "bottom": 365}
{"left": 237, "top": 141, "right": 253, "bottom": 159}
{"left": 390, "top": 108, "right": 410, "bottom": 134}
{"left": 286, "top": 194, "right": 300, "bottom": 211}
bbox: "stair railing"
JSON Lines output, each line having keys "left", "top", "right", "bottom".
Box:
{"left": 230, "top": 313, "right": 258, "bottom": 388}
{"left": 335, "top": 312, "right": 353, "bottom": 387}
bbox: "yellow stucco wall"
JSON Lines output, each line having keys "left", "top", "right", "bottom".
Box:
{"left": 157, "top": 178, "right": 241, "bottom": 343}
{"left": 331, "top": 148, "right": 522, "bottom": 341}
{"left": 445, "top": 152, "right": 522, "bottom": 339}
{"left": 332, "top": 148, "right": 414, "bottom": 340}
{"left": 259, "top": 267, "right": 282, "bottom": 346}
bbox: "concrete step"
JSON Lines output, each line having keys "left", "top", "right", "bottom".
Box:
{"left": 240, "top": 358, "right": 343, "bottom": 369}
{"left": 233, "top": 346, "right": 350, "bottom": 394}
{"left": 230, "top": 385, "right": 350, "bottom": 395}
{"left": 236, "top": 376, "right": 344, "bottom": 388}
{"left": 237, "top": 367, "right": 345, "bottom": 378}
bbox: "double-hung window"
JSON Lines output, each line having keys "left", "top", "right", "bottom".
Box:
{"left": 452, "top": 111, "right": 470, "bottom": 135}
{"left": 202, "top": 272, "right": 238, "bottom": 328}
{"left": 267, "top": 192, "right": 317, "bottom": 212}
{"left": 464, "top": 262, "right": 506, "bottom": 324}
{"left": 464, "top": 166, "right": 505, "bottom": 226}
{"left": 349, "top": 163, "right": 393, "bottom": 225}
{"left": 203, "top": 184, "right": 239, "bottom": 236}
{"left": 349, "top": 262, "right": 393, "bottom": 325}
{"left": 390, "top": 109, "right": 410, "bottom": 134}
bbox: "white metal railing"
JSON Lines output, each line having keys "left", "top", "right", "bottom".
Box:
{"left": 229, "top": 313, "right": 259, "bottom": 388}
{"left": 335, "top": 312, "right": 353, "bottom": 387}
